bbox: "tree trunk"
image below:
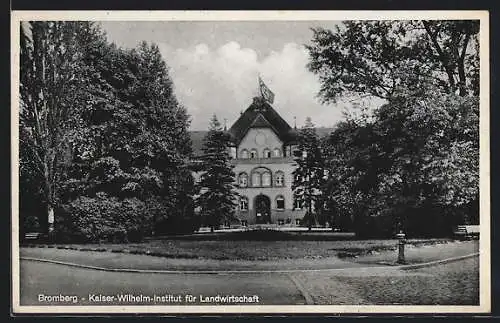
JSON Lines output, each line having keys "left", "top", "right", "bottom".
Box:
{"left": 47, "top": 204, "right": 55, "bottom": 241}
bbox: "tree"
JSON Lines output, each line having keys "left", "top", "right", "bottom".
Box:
{"left": 197, "top": 115, "right": 238, "bottom": 232}
{"left": 320, "top": 89, "right": 479, "bottom": 238}
{"left": 19, "top": 21, "right": 103, "bottom": 237}
{"left": 372, "top": 90, "right": 479, "bottom": 236}
{"left": 292, "top": 117, "right": 325, "bottom": 230}
{"left": 307, "top": 20, "right": 479, "bottom": 103}
{"left": 63, "top": 40, "right": 194, "bottom": 237}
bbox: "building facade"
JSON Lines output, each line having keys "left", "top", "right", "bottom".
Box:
{"left": 226, "top": 96, "right": 306, "bottom": 226}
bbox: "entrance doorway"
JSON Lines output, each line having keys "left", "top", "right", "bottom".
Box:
{"left": 255, "top": 194, "right": 271, "bottom": 224}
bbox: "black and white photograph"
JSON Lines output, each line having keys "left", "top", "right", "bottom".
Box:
{"left": 11, "top": 11, "right": 490, "bottom": 314}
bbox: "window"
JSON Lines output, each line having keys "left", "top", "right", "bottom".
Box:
{"left": 239, "top": 196, "right": 249, "bottom": 211}
{"left": 240, "top": 149, "right": 249, "bottom": 159}
{"left": 294, "top": 198, "right": 303, "bottom": 210}
{"left": 278, "top": 219, "right": 284, "bottom": 225}
{"left": 250, "top": 167, "right": 272, "bottom": 187}
{"left": 276, "top": 196, "right": 285, "bottom": 210}
{"left": 241, "top": 220, "right": 248, "bottom": 227}
{"left": 273, "top": 148, "right": 282, "bottom": 157}
{"left": 262, "top": 171, "right": 271, "bottom": 187}
{"left": 275, "top": 171, "right": 284, "bottom": 187}
{"left": 263, "top": 148, "right": 272, "bottom": 158}
{"left": 286, "top": 218, "right": 291, "bottom": 224}
{"left": 295, "top": 218, "right": 301, "bottom": 225}
{"left": 250, "top": 149, "right": 258, "bottom": 159}
{"left": 239, "top": 173, "right": 248, "bottom": 188}
{"left": 252, "top": 172, "right": 261, "bottom": 187}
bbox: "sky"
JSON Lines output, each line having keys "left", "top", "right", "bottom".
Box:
{"left": 99, "top": 21, "right": 377, "bottom": 130}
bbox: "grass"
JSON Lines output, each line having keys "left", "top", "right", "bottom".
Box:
{"left": 26, "top": 230, "right": 453, "bottom": 261}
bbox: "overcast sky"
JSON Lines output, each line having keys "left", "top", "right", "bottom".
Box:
{"left": 99, "top": 21, "right": 377, "bottom": 130}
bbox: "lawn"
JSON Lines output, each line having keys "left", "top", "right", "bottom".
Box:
{"left": 29, "top": 233, "right": 454, "bottom": 261}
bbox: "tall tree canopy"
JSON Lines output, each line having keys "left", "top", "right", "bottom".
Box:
{"left": 307, "top": 20, "right": 479, "bottom": 103}
{"left": 20, "top": 21, "right": 194, "bottom": 241}
{"left": 19, "top": 21, "right": 105, "bottom": 235}
{"left": 309, "top": 20, "right": 480, "bottom": 237}
{"left": 197, "top": 115, "right": 238, "bottom": 232}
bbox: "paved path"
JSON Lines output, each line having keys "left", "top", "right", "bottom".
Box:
{"left": 18, "top": 241, "right": 480, "bottom": 307}
{"left": 19, "top": 240, "right": 478, "bottom": 272}
{"left": 19, "top": 256, "right": 479, "bottom": 306}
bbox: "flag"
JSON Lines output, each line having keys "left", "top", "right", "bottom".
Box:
{"left": 258, "top": 76, "right": 275, "bottom": 104}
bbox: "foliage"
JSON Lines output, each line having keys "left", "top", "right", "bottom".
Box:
{"left": 57, "top": 193, "right": 150, "bottom": 243}
{"left": 292, "top": 117, "right": 326, "bottom": 229}
{"left": 307, "top": 20, "right": 479, "bottom": 103}
{"left": 20, "top": 22, "right": 196, "bottom": 239}
{"left": 19, "top": 21, "right": 104, "bottom": 235}
{"left": 321, "top": 90, "right": 479, "bottom": 237}
{"left": 196, "top": 115, "right": 238, "bottom": 231}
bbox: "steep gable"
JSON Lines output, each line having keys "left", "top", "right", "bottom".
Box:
{"left": 228, "top": 97, "right": 297, "bottom": 145}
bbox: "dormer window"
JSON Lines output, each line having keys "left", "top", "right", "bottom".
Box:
{"left": 273, "top": 148, "right": 282, "bottom": 157}
{"left": 250, "top": 149, "right": 258, "bottom": 159}
{"left": 263, "top": 148, "right": 272, "bottom": 158}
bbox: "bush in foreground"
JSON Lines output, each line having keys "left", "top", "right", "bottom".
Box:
{"left": 56, "top": 193, "right": 150, "bottom": 243}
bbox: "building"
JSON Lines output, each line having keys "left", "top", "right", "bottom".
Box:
{"left": 191, "top": 95, "right": 317, "bottom": 227}
{"left": 226, "top": 96, "right": 305, "bottom": 226}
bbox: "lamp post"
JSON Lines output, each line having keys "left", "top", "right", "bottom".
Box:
{"left": 396, "top": 230, "right": 406, "bottom": 264}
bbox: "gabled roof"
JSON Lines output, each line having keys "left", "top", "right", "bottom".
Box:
{"left": 189, "top": 126, "right": 336, "bottom": 157}
{"left": 250, "top": 113, "right": 273, "bottom": 128}
{"left": 228, "top": 97, "right": 297, "bottom": 145}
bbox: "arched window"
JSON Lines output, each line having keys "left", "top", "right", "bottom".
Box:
{"left": 252, "top": 172, "right": 261, "bottom": 187}
{"left": 239, "top": 196, "right": 249, "bottom": 211}
{"left": 240, "top": 149, "right": 249, "bottom": 159}
{"left": 250, "top": 149, "right": 258, "bottom": 159}
{"left": 262, "top": 171, "right": 271, "bottom": 187}
{"left": 274, "top": 148, "right": 282, "bottom": 157}
{"left": 275, "top": 171, "right": 285, "bottom": 187}
{"left": 239, "top": 173, "right": 248, "bottom": 188}
{"left": 263, "top": 148, "right": 272, "bottom": 158}
{"left": 250, "top": 167, "right": 272, "bottom": 187}
{"left": 276, "top": 195, "right": 285, "bottom": 210}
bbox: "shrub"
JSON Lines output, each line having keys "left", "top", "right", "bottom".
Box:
{"left": 59, "top": 193, "right": 151, "bottom": 243}
{"left": 23, "top": 215, "right": 40, "bottom": 232}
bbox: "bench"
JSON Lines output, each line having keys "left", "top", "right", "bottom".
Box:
{"left": 453, "top": 225, "right": 480, "bottom": 240}
{"left": 24, "top": 232, "right": 43, "bottom": 241}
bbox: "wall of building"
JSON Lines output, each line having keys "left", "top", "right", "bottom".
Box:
{"left": 238, "top": 128, "right": 284, "bottom": 158}
{"left": 232, "top": 127, "right": 305, "bottom": 225}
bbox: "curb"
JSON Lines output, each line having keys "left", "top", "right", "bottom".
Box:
{"left": 399, "top": 253, "right": 480, "bottom": 270}
{"left": 20, "top": 252, "right": 479, "bottom": 275}
{"left": 20, "top": 238, "right": 458, "bottom": 261}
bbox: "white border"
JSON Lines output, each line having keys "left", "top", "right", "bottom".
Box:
{"left": 11, "top": 10, "right": 491, "bottom": 315}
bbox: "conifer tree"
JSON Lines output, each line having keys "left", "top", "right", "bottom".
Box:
{"left": 197, "top": 115, "right": 238, "bottom": 232}
{"left": 292, "top": 117, "right": 325, "bottom": 230}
